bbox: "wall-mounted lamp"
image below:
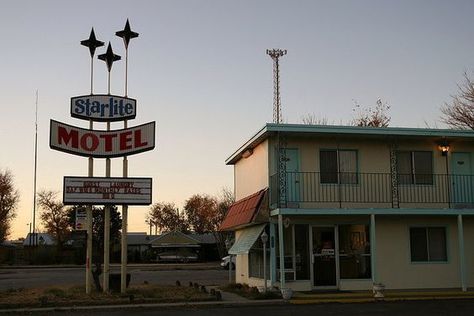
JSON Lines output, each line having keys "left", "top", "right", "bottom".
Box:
{"left": 242, "top": 148, "right": 254, "bottom": 159}
{"left": 438, "top": 141, "right": 450, "bottom": 156}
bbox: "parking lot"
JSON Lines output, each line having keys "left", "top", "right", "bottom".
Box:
{"left": 0, "top": 263, "right": 230, "bottom": 290}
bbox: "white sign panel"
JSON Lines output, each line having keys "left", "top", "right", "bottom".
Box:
{"left": 75, "top": 209, "right": 87, "bottom": 230}
{"left": 50, "top": 120, "right": 155, "bottom": 158}
{"left": 71, "top": 94, "right": 137, "bottom": 122}
{"left": 64, "top": 177, "right": 152, "bottom": 205}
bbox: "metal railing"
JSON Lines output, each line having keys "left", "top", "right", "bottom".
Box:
{"left": 270, "top": 172, "right": 474, "bottom": 208}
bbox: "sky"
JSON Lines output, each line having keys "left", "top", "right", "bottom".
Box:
{"left": 1, "top": 0, "right": 474, "bottom": 239}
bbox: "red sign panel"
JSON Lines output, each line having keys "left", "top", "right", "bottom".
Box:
{"left": 50, "top": 120, "right": 155, "bottom": 158}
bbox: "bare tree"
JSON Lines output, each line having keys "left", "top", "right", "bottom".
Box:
{"left": 351, "top": 98, "right": 391, "bottom": 127}
{"left": 37, "top": 190, "right": 72, "bottom": 248}
{"left": 0, "top": 169, "right": 19, "bottom": 242}
{"left": 301, "top": 113, "right": 329, "bottom": 125}
{"left": 146, "top": 202, "right": 189, "bottom": 233}
{"left": 441, "top": 72, "right": 474, "bottom": 129}
{"left": 214, "top": 187, "right": 235, "bottom": 257}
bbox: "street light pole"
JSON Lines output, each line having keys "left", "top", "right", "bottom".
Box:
{"left": 261, "top": 231, "right": 268, "bottom": 292}
{"left": 225, "top": 238, "right": 233, "bottom": 284}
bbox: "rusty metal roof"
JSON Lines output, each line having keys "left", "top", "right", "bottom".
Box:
{"left": 219, "top": 189, "right": 267, "bottom": 231}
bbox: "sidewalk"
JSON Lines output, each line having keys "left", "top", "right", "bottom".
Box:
{"left": 0, "top": 288, "right": 286, "bottom": 314}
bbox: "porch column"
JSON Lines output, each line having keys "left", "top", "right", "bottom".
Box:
{"left": 278, "top": 214, "right": 285, "bottom": 289}
{"left": 457, "top": 214, "right": 467, "bottom": 292}
{"left": 370, "top": 214, "right": 377, "bottom": 283}
{"left": 270, "top": 222, "right": 277, "bottom": 286}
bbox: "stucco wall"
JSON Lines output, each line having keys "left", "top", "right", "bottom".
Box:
{"left": 463, "top": 217, "right": 474, "bottom": 287}
{"left": 234, "top": 140, "right": 269, "bottom": 200}
{"left": 234, "top": 229, "right": 249, "bottom": 284}
{"left": 376, "top": 216, "right": 462, "bottom": 289}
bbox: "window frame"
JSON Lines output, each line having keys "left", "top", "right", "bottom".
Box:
{"left": 319, "top": 149, "right": 359, "bottom": 185}
{"left": 409, "top": 226, "right": 448, "bottom": 263}
{"left": 396, "top": 150, "right": 434, "bottom": 185}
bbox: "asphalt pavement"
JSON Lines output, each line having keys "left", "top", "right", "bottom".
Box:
{"left": 7, "top": 299, "right": 474, "bottom": 316}
{"left": 0, "top": 263, "right": 230, "bottom": 290}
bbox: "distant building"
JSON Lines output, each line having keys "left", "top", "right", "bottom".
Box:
{"left": 23, "top": 233, "right": 55, "bottom": 247}
{"left": 127, "top": 231, "right": 218, "bottom": 263}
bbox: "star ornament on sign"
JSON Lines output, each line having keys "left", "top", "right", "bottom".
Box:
{"left": 116, "top": 19, "right": 139, "bottom": 49}
{"left": 80, "top": 28, "right": 104, "bottom": 57}
{"left": 98, "top": 42, "right": 121, "bottom": 72}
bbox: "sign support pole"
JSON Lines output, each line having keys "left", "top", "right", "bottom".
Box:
{"left": 121, "top": 120, "right": 128, "bottom": 294}
{"left": 103, "top": 123, "right": 111, "bottom": 292}
{"left": 86, "top": 121, "right": 94, "bottom": 294}
{"left": 80, "top": 29, "right": 103, "bottom": 295}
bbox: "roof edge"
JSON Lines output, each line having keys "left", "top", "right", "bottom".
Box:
{"left": 225, "top": 123, "right": 474, "bottom": 165}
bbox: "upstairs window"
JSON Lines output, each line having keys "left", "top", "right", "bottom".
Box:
{"left": 397, "top": 151, "right": 433, "bottom": 185}
{"left": 320, "top": 149, "right": 358, "bottom": 184}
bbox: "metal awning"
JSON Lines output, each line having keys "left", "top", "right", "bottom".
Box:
{"left": 228, "top": 224, "right": 266, "bottom": 255}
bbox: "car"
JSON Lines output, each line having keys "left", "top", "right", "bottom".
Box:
{"left": 220, "top": 255, "right": 236, "bottom": 269}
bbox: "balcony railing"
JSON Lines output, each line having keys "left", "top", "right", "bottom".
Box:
{"left": 270, "top": 172, "right": 474, "bottom": 208}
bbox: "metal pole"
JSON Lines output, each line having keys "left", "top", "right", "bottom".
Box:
{"left": 103, "top": 122, "right": 111, "bottom": 292}
{"left": 370, "top": 214, "right": 377, "bottom": 284}
{"left": 121, "top": 120, "right": 128, "bottom": 294}
{"left": 228, "top": 254, "right": 232, "bottom": 283}
{"left": 32, "top": 91, "right": 39, "bottom": 247}
{"left": 278, "top": 214, "right": 285, "bottom": 289}
{"left": 86, "top": 122, "right": 94, "bottom": 294}
{"left": 263, "top": 241, "right": 267, "bottom": 292}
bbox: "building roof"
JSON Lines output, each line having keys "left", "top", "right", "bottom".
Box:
{"left": 189, "top": 233, "right": 216, "bottom": 244}
{"left": 127, "top": 233, "right": 157, "bottom": 245}
{"left": 219, "top": 189, "right": 267, "bottom": 231}
{"left": 149, "top": 231, "right": 201, "bottom": 247}
{"left": 226, "top": 123, "right": 474, "bottom": 164}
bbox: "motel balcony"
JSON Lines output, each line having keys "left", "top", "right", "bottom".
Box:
{"left": 269, "top": 172, "right": 474, "bottom": 210}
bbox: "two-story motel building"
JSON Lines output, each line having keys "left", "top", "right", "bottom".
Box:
{"left": 220, "top": 123, "right": 474, "bottom": 292}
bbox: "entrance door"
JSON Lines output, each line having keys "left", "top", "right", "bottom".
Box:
{"left": 285, "top": 149, "right": 300, "bottom": 205}
{"left": 451, "top": 153, "right": 473, "bottom": 205}
{"left": 312, "top": 227, "right": 337, "bottom": 287}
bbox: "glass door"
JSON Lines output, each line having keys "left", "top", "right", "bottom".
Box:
{"left": 312, "top": 226, "right": 337, "bottom": 287}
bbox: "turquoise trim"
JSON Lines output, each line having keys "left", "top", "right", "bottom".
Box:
{"left": 271, "top": 208, "right": 474, "bottom": 217}
{"left": 457, "top": 215, "right": 467, "bottom": 291}
{"left": 370, "top": 214, "right": 376, "bottom": 283}
{"left": 226, "top": 123, "right": 474, "bottom": 165}
{"left": 265, "top": 123, "right": 474, "bottom": 138}
{"left": 270, "top": 223, "right": 277, "bottom": 285}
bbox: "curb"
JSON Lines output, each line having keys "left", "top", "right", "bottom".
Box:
{"left": 290, "top": 295, "right": 474, "bottom": 305}
{"left": 0, "top": 299, "right": 288, "bottom": 314}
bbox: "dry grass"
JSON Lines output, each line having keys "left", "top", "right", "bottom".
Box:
{"left": 0, "top": 284, "right": 214, "bottom": 309}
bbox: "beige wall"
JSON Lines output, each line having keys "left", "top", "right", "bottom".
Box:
{"left": 376, "top": 216, "right": 462, "bottom": 289}
{"left": 463, "top": 217, "right": 474, "bottom": 287}
{"left": 234, "top": 140, "right": 269, "bottom": 200}
{"left": 233, "top": 214, "right": 474, "bottom": 291}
